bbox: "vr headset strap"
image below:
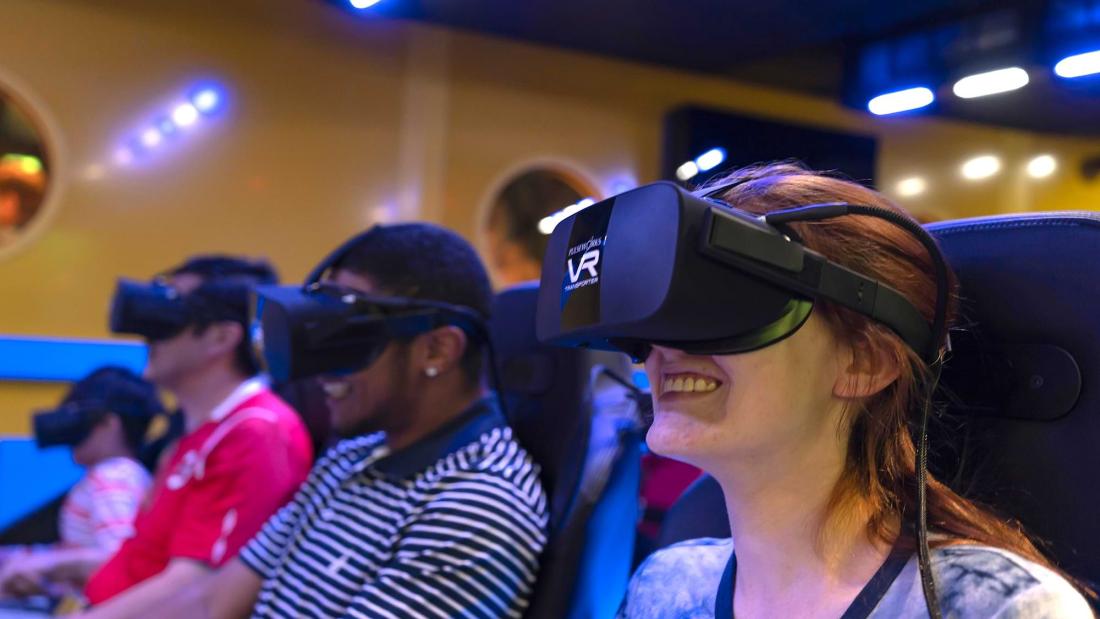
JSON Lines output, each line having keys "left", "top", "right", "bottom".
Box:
{"left": 702, "top": 208, "right": 932, "bottom": 357}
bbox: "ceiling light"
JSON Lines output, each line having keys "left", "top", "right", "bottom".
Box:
{"left": 113, "top": 148, "right": 134, "bottom": 166}
{"left": 1026, "top": 154, "right": 1057, "bottom": 179}
{"left": 868, "top": 87, "right": 935, "bottom": 115}
{"left": 191, "top": 88, "right": 222, "bottom": 113}
{"left": 695, "top": 148, "right": 726, "bottom": 172}
{"left": 1055, "top": 50, "right": 1100, "bottom": 79}
{"left": 952, "top": 67, "right": 1029, "bottom": 99}
{"left": 961, "top": 155, "right": 1001, "bottom": 180}
{"left": 676, "top": 161, "right": 699, "bottom": 181}
{"left": 896, "top": 177, "right": 927, "bottom": 197}
{"left": 349, "top": 0, "right": 383, "bottom": 8}
{"left": 141, "top": 128, "right": 163, "bottom": 148}
{"left": 172, "top": 103, "right": 199, "bottom": 128}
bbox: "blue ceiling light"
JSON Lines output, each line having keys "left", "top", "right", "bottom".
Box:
{"left": 674, "top": 148, "right": 727, "bottom": 182}
{"left": 349, "top": 0, "right": 383, "bottom": 8}
{"left": 171, "top": 103, "right": 200, "bottom": 129}
{"left": 867, "top": 86, "right": 935, "bottom": 115}
{"left": 190, "top": 86, "right": 225, "bottom": 114}
{"left": 140, "top": 127, "right": 163, "bottom": 148}
{"left": 156, "top": 117, "right": 177, "bottom": 137}
{"left": 695, "top": 147, "right": 726, "bottom": 172}
{"left": 1055, "top": 49, "right": 1100, "bottom": 78}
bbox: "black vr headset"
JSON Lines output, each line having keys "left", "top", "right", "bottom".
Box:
{"left": 110, "top": 271, "right": 264, "bottom": 342}
{"left": 536, "top": 181, "right": 942, "bottom": 364}
{"left": 109, "top": 278, "right": 192, "bottom": 341}
{"left": 33, "top": 401, "right": 115, "bottom": 449}
{"left": 536, "top": 179, "right": 951, "bottom": 619}
{"left": 250, "top": 232, "right": 490, "bottom": 383}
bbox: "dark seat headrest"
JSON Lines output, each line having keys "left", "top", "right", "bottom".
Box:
{"left": 490, "top": 283, "right": 591, "bottom": 531}
{"left": 929, "top": 212, "right": 1100, "bottom": 587}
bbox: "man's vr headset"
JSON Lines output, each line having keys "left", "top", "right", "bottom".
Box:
{"left": 535, "top": 181, "right": 941, "bottom": 364}
{"left": 33, "top": 401, "right": 114, "bottom": 448}
{"left": 109, "top": 278, "right": 192, "bottom": 341}
{"left": 110, "top": 276, "right": 254, "bottom": 342}
{"left": 250, "top": 233, "right": 489, "bottom": 383}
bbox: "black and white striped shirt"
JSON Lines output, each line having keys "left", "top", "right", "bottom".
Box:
{"left": 240, "top": 397, "right": 548, "bottom": 618}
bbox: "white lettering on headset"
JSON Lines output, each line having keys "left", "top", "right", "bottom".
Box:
{"left": 567, "top": 249, "right": 601, "bottom": 285}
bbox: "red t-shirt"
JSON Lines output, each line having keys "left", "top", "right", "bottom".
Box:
{"left": 84, "top": 381, "right": 312, "bottom": 604}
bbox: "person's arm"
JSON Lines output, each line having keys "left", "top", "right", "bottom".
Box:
{"left": 151, "top": 440, "right": 321, "bottom": 619}
{"left": 136, "top": 558, "right": 261, "bottom": 619}
{"left": 0, "top": 546, "right": 112, "bottom": 596}
{"left": 77, "top": 559, "right": 209, "bottom": 619}
{"left": 83, "top": 414, "right": 310, "bottom": 616}
{"left": 340, "top": 475, "right": 548, "bottom": 619}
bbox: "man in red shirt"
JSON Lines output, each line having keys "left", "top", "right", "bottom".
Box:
{"left": 81, "top": 256, "right": 312, "bottom": 616}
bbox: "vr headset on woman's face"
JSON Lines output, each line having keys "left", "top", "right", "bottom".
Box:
{"left": 535, "top": 181, "right": 931, "bottom": 362}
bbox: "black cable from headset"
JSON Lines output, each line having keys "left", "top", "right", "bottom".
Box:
{"left": 764, "top": 203, "right": 948, "bottom": 619}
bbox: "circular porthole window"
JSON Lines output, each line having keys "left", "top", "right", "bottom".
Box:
{"left": 0, "top": 75, "right": 57, "bottom": 260}
{"left": 484, "top": 167, "right": 597, "bottom": 288}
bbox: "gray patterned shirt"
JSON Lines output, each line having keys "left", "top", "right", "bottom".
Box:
{"left": 619, "top": 538, "right": 1093, "bottom": 618}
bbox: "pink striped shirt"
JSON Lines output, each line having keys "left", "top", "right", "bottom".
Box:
{"left": 59, "top": 457, "right": 151, "bottom": 552}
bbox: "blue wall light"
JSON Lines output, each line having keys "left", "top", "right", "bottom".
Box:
{"left": 112, "top": 81, "right": 228, "bottom": 169}
{"left": 349, "top": 0, "right": 383, "bottom": 8}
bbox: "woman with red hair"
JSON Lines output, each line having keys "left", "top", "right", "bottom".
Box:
{"left": 618, "top": 163, "right": 1092, "bottom": 618}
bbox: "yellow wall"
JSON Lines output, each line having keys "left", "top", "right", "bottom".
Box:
{"left": 2, "top": 0, "right": 1098, "bottom": 434}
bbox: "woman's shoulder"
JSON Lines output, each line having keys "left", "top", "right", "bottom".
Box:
{"left": 880, "top": 544, "right": 1093, "bottom": 618}
{"left": 618, "top": 538, "right": 732, "bottom": 619}
{"left": 935, "top": 545, "right": 1092, "bottom": 617}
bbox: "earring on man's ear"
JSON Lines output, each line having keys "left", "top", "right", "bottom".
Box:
{"left": 425, "top": 367, "right": 439, "bottom": 378}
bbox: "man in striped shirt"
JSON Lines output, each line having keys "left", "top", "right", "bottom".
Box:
{"left": 161, "top": 223, "right": 549, "bottom": 618}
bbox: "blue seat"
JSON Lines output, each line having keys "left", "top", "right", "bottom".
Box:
{"left": 655, "top": 213, "right": 1100, "bottom": 604}
{"left": 490, "top": 283, "right": 644, "bottom": 619}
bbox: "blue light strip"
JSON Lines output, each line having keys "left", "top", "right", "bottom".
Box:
{"left": 0, "top": 336, "right": 146, "bottom": 382}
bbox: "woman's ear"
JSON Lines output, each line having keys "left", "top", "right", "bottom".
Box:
{"left": 833, "top": 334, "right": 901, "bottom": 400}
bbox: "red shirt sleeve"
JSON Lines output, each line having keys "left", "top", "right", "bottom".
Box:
{"left": 166, "top": 413, "right": 309, "bottom": 567}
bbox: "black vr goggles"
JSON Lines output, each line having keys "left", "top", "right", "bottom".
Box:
{"left": 109, "top": 278, "right": 193, "bottom": 341}
{"left": 33, "top": 401, "right": 113, "bottom": 449}
{"left": 250, "top": 234, "right": 489, "bottom": 383}
{"left": 536, "top": 181, "right": 938, "bottom": 363}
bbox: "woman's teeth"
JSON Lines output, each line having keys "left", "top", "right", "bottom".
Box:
{"left": 322, "top": 382, "right": 351, "bottom": 400}
{"left": 662, "top": 375, "right": 719, "bottom": 394}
